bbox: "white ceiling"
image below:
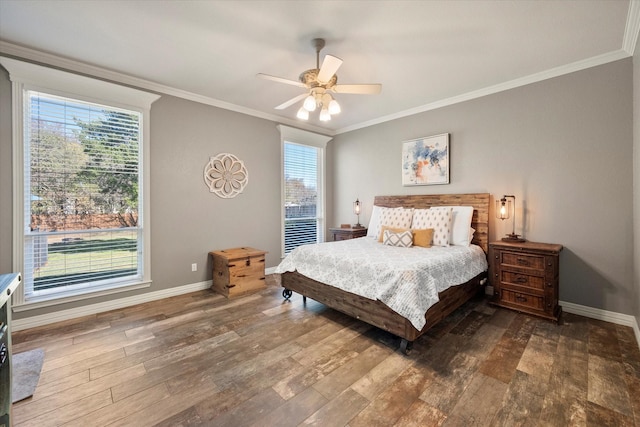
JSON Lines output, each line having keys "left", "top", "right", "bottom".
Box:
{"left": 0, "top": 1, "right": 638, "bottom": 135}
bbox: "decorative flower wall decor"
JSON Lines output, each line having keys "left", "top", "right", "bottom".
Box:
{"left": 204, "top": 153, "right": 249, "bottom": 198}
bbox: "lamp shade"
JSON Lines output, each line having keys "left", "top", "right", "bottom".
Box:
{"left": 303, "top": 94, "right": 316, "bottom": 112}
{"left": 328, "top": 99, "right": 341, "bottom": 115}
{"left": 319, "top": 107, "right": 331, "bottom": 121}
{"left": 296, "top": 107, "right": 309, "bottom": 120}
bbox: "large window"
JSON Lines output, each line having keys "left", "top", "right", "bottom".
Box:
{"left": 2, "top": 58, "right": 159, "bottom": 306}
{"left": 24, "top": 92, "right": 142, "bottom": 297}
{"left": 278, "top": 125, "right": 331, "bottom": 256}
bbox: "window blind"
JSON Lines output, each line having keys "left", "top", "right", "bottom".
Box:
{"left": 23, "top": 91, "right": 143, "bottom": 297}
{"left": 283, "top": 142, "right": 321, "bottom": 254}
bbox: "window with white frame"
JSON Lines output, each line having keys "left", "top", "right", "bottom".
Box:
{"left": 278, "top": 125, "right": 331, "bottom": 256}
{"left": 1, "top": 58, "right": 159, "bottom": 306}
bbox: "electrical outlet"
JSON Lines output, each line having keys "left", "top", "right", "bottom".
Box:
{"left": 191, "top": 263, "right": 197, "bottom": 272}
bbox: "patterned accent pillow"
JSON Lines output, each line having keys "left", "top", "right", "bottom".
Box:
{"left": 383, "top": 229, "right": 413, "bottom": 248}
{"left": 411, "top": 207, "right": 452, "bottom": 246}
{"left": 377, "top": 207, "right": 414, "bottom": 240}
{"left": 378, "top": 226, "right": 409, "bottom": 242}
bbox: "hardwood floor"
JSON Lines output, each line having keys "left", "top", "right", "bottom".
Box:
{"left": 11, "top": 276, "right": 640, "bottom": 426}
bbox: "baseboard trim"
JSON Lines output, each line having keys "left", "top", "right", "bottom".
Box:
{"left": 561, "top": 300, "right": 640, "bottom": 350}
{"left": 12, "top": 280, "right": 212, "bottom": 332}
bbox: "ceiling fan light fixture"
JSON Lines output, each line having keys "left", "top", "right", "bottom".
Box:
{"left": 296, "top": 107, "right": 309, "bottom": 120}
{"left": 328, "top": 98, "right": 341, "bottom": 115}
{"left": 303, "top": 94, "right": 316, "bottom": 112}
{"left": 319, "top": 107, "right": 331, "bottom": 121}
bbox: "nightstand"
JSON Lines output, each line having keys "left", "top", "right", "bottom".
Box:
{"left": 488, "top": 240, "right": 563, "bottom": 322}
{"left": 329, "top": 227, "right": 367, "bottom": 241}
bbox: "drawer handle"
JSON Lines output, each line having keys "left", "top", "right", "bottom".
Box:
{"left": 515, "top": 276, "right": 528, "bottom": 283}
{"left": 515, "top": 295, "right": 528, "bottom": 302}
{"left": 246, "top": 258, "right": 251, "bottom": 266}
{"left": 516, "top": 258, "right": 529, "bottom": 266}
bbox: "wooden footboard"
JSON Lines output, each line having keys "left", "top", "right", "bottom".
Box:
{"left": 280, "top": 270, "right": 485, "bottom": 346}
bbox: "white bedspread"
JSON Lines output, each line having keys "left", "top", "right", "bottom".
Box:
{"left": 274, "top": 238, "right": 488, "bottom": 330}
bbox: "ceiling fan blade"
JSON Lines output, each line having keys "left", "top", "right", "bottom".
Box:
{"left": 333, "top": 84, "right": 382, "bottom": 95}
{"left": 317, "top": 55, "right": 343, "bottom": 84}
{"left": 257, "top": 73, "right": 306, "bottom": 88}
{"left": 275, "top": 93, "right": 308, "bottom": 110}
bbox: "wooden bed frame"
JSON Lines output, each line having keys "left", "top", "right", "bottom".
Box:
{"left": 280, "top": 193, "right": 490, "bottom": 353}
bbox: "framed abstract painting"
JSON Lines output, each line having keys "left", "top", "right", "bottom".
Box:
{"left": 401, "top": 133, "right": 449, "bottom": 186}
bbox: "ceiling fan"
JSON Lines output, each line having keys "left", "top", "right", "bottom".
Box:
{"left": 257, "top": 38, "right": 382, "bottom": 121}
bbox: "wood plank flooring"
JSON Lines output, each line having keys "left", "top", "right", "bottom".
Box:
{"left": 11, "top": 276, "right": 640, "bottom": 426}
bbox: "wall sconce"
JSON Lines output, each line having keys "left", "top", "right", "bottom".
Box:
{"left": 353, "top": 198, "right": 363, "bottom": 228}
{"left": 496, "top": 195, "right": 526, "bottom": 242}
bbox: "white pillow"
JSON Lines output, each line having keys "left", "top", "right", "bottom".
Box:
{"left": 412, "top": 207, "right": 452, "bottom": 246}
{"left": 383, "top": 229, "right": 413, "bottom": 248}
{"left": 445, "top": 206, "right": 474, "bottom": 246}
{"left": 366, "top": 205, "right": 383, "bottom": 238}
{"left": 377, "top": 207, "right": 414, "bottom": 240}
{"left": 469, "top": 227, "right": 476, "bottom": 244}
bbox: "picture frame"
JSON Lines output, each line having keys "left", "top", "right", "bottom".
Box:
{"left": 401, "top": 133, "right": 449, "bottom": 186}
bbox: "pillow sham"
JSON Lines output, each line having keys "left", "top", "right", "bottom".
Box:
{"left": 444, "top": 205, "right": 474, "bottom": 246}
{"left": 367, "top": 206, "right": 408, "bottom": 238}
{"left": 366, "top": 205, "right": 383, "bottom": 238}
{"left": 383, "top": 229, "right": 413, "bottom": 248}
{"left": 376, "top": 207, "right": 414, "bottom": 240}
{"left": 411, "top": 207, "right": 452, "bottom": 246}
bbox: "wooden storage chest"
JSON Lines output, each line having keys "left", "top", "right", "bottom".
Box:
{"left": 489, "top": 240, "right": 563, "bottom": 322}
{"left": 209, "top": 247, "right": 267, "bottom": 297}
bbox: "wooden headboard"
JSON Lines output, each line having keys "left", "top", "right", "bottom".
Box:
{"left": 373, "top": 193, "right": 490, "bottom": 254}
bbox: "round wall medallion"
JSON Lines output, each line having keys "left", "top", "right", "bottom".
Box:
{"left": 204, "top": 153, "right": 249, "bottom": 198}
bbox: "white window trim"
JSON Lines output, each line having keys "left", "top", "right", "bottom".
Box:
{"left": 0, "top": 57, "right": 160, "bottom": 308}
{"left": 277, "top": 125, "right": 332, "bottom": 258}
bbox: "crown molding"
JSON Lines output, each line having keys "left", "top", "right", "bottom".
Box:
{"left": 335, "top": 49, "right": 630, "bottom": 135}
{"left": 0, "top": 39, "right": 629, "bottom": 138}
{"left": 623, "top": 0, "right": 640, "bottom": 55}
{"left": 0, "top": 41, "right": 334, "bottom": 137}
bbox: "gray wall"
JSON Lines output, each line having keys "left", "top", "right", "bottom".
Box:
{"left": 330, "top": 59, "right": 635, "bottom": 315}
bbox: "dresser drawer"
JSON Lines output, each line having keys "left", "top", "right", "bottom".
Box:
{"left": 501, "top": 271, "right": 544, "bottom": 291}
{"left": 499, "top": 289, "right": 544, "bottom": 311}
{"left": 500, "top": 252, "right": 545, "bottom": 270}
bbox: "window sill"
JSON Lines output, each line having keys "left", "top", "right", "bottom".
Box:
{"left": 12, "top": 279, "right": 152, "bottom": 312}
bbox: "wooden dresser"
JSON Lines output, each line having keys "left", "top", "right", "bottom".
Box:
{"left": 329, "top": 227, "right": 367, "bottom": 241}
{"left": 489, "top": 240, "right": 563, "bottom": 322}
{"left": 209, "top": 247, "right": 266, "bottom": 298}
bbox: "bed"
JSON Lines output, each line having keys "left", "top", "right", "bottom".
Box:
{"left": 276, "top": 193, "right": 490, "bottom": 353}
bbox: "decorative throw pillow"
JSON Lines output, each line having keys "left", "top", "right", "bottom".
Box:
{"left": 383, "top": 229, "right": 413, "bottom": 248}
{"left": 412, "top": 228, "right": 434, "bottom": 248}
{"left": 411, "top": 207, "right": 452, "bottom": 246}
{"left": 377, "top": 207, "right": 414, "bottom": 240}
{"left": 378, "top": 226, "right": 409, "bottom": 242}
